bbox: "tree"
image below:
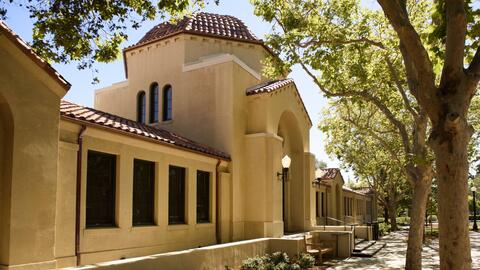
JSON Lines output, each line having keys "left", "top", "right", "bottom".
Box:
{"left": 253, "top": 1, "right": 435, "bottom": 268}
{"left": 320, "top": 100, "right": 411, "bottom": 231}
{"left": 315, "top": 159, "right": 328, "bottom": 169}
{"left": 0, "top": 0, "right": 218, "bottom": 76}
{"left": 253, "top": 0, "right": 480, "bottom": 268}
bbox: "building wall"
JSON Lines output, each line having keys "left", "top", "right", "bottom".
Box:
{"left": 313, "top": 180, "right": 374, "bottom": 227}
{"left": 184, "top": 35, "right": 267, "bottom": 76}
{"left": 244, "top": 84, "right": 315, "bottom": 236}
{"left": 56, "top": 121, "right": 229, "bottom": 265}
{"left": 0, "top": 32, "right": 67, "bottom": 269}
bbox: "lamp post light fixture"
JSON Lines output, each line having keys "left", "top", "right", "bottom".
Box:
{"left": 277, "top": 155, "right": 291, "bottom": 180}
{"left": 278, "top": 155, "right": 291, "bottom": 229}
{"left": 473, "top": 186, "right": 478, "bottom": 232}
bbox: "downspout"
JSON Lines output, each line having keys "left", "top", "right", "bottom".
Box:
{"left": 75, "top": 125, "right": 87, "bottom": 266}
{"left": 215, "top": 159, "right": 221, "bottom": 244}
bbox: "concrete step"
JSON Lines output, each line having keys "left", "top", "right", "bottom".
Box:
{"left": 354, "top": 238, "right": 366, "bottom": 245}
{"left": 353, "top": 240, "right": 376, "bottom": 252}
{"left": 351, "top": 241, "right": 386, "bottom": 257}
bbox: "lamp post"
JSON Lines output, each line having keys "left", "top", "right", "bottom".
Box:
{"left": 278, "top": 155, "right": 291, "bottom": 229}
{"left": 473, "top": 186, "right": 478, "bottom": 232}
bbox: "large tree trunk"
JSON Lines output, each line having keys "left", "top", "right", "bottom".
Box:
{"left": 405, "top": 175, "right": 432, "bottom": 270}
{"left": 387, "top": 199, "right": 398, "bottom": 231}
{"left": 430, "top": 121, "right": 472, "bottom": 270}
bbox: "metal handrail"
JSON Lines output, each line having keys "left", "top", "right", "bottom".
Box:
{"left": 325, "top": 216, "right": 359, "bottom": 226}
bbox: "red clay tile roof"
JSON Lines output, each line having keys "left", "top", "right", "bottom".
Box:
{"left": 353, "top": 187, "right": 375, "bottom": 195}
{"left": 60, "top": 100, "right": 230, "bottom": 160}
{"left": 343, "top": 187, "right": 371, "bottom": 196}
{"left": 246, "top": 79, "right": 294, "bottom": 95}
{"left": 0, "top": 21, "right": 70, "bottom": 90}
{"left": 131, "top": 12, "right": 260, "bottom": 49}
{"left": 317, "top": 168, "right": 340, "bottom": 180}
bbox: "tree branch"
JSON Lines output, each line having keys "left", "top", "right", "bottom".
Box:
{"left": 467, "top": 46, "right": 480, "bottom": 78}
{"left": 298, "top": 37, "right": 385, "bottom": 49}
{"left": 385, "top": 55, "right": 419, "bottom": 119}
{"left": 440, "top": 0, "right": 467, "bottom": 85}
{"left": 377, "top": 0, "right": 438, "bottom": 119}
{"left": 299, "top": 61, "right": 412, "bottom": 155}
{"left": 341, "top": 114, "right": 404, "bottom": 169}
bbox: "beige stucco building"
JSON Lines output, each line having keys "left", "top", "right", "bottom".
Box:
{"left": 0, "top": 14, "right": 376, "bottom": 270}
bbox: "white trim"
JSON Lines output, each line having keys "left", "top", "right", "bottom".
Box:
{"left": 245, "top": 132, "right": 284, "bottom": 142}
{"left": 183, "top": 53, "right": 261, "bottom": 80}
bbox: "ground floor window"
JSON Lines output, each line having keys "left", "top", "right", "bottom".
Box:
{"left": 315, "top": 192, "right": 320, "bottom": 218}
{"left": 86, "top": 150, "right": 116, "bottom": 228}
{"left": 196, "top": 170, "right": 210, "bottom": 223}
{"left": 169, "top": 165, "right": 186, "bottom": 224}
{"left": 132, "top": 159, "right": 155, "bottom": 226}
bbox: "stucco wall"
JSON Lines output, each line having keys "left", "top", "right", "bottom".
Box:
{"left": 57, "top": 121, "right": 228, "bottom": 266}
{"left": 0, "top": 32, "right": 66, "bottom": 269}
{"left": 184, "top": 35, "right": 267, "bottom": 76}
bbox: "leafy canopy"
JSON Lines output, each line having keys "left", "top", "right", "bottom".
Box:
{"left": 0, "top": 0, "right": 218, "bottom": 76}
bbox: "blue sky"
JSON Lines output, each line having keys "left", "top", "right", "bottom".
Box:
{"left": 2, "top": 0, "right": 379, "bottom": 180}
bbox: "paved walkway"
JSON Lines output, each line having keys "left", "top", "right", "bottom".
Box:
{"left": 327, "top": 231, "right": 480, "bottom": 270}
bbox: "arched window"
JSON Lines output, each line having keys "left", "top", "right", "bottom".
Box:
{"left": 137, "top": 91, "right": 146, "bottom": 124}
{"left": 149, "top": 83, "right": 159, "bottom": 123}
{"left": 163, "top": 85, "right": 172, "bottom": 121}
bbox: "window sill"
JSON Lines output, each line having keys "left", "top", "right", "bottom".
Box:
{"left": 162, "top": 120, "right": 173, "bottom": 125}
{"left": 84, "top": 227, "right": 121, "bottom": 236}
{"left": 167, "top": 224, "right": 189, "bottom": 231}
{"left": 195, "top": 222, "right": 214, "bottom": 228}
{"left": 131, "top": 225, "right": 158, "bottom": 232}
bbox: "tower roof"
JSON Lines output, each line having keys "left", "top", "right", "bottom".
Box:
{"left": 129, "top": 12, "right": 261, "bottom": 50}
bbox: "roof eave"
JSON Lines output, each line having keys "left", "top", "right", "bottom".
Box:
{"left": 61, "top": 115, "right": 231, "bottom": 161}
{"left": 246, "top": 80, "right": 313, "bottom": 127}
{"left": 0, "top": 21, "right": 71, "bottom": 91}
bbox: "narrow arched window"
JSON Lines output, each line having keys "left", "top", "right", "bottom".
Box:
{"left": 137, "top": 91, "right": 146, "bottom": 124}
{"left": 150, "top": 83, "right": 159, "bottom": 123}
{"left": 163, "top": 85, "right": 172, "bottom": 121}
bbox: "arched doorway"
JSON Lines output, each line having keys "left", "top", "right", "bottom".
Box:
{"left": 0, "top": 93, "right": 13, "bottom": 265}
{"left": 277, "top": 111, "right": 304, "bottom": 232}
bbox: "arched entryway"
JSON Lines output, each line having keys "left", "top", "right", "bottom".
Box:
{"left": 277, "top": 110, "right": 304, "bottom": 232}
{"left": 0, "top": 93, "right": 13, "bottom": 265}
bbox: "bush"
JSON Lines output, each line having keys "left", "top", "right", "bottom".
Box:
{"left": 378, "top": 222, "right": 391, "bottom": 236}
{"left": 427, "top": 215, "right": 437, "bottom": 223}
{"left": 239, "top": 252, "right": 315, "bottom": 270}
{"left": 396, "top": 216, "right": 410, "bottom": 225}
{"left": 297, "top": 253, "right": 315, "bottom": 269}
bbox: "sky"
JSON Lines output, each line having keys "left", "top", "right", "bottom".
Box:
{"left": 2, "top": 0, "right": 378, "bottom": 182}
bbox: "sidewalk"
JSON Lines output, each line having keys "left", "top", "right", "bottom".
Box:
{"left": 327, "top": 231, "right": 480, "bottom": 270}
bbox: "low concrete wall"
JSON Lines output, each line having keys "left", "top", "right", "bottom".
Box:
{"left": 68, "top": 238, "right": 304, "bottom": 270}
{"left": 310, "top": 229, "right": 354, "bottom": 258}
{"left": 312, "top": 225, "right": 372, "bottom": 240}
{"left": 353, "top": 226, "right": 372, "bottom": 240}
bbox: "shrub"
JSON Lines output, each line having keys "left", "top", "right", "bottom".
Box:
{"left": 378, "top": 222, "right": 391, "bottom": 235}
{"left": 396, "top": 216, "right": 410, "bottom": 225}
{"left": 297, "top": 253, "right": 315, "bottom": 269}
{"left": 239, "top": 252, "right": 315, "bottom": 270}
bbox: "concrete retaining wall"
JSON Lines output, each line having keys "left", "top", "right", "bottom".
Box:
{"left": 70, "top": 238, "right": 305, "bottom": 270}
